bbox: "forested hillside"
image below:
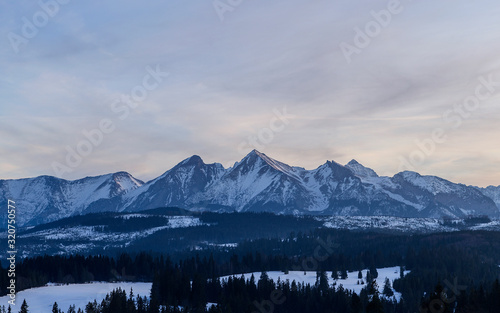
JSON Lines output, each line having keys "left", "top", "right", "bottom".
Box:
{"left": 3, "top": 229, "right": 500, "bottom": 312}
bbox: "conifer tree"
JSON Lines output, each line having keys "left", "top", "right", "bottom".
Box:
{"left": 19, "top": 300, "right": 28, "bottom": 313}
{"left": 341, "top": 268, "right": 348, "bottom": 279}
{"left": 331, "top": 270, "right": 339, "bottom": 280}
{"left": 366, "top": 293, "right": 384, "bottom": 313}
{"left": 383, "top": 278, "right": 394, "bottom": 297}
{"left": 351, "top": 293, "right": 363, "bottom": 313}
{"left": 317, "top": 270, "right": 329, "bottom": 294}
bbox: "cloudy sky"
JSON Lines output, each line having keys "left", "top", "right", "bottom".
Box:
{"left": 1, "top": 0, "right": 500, "bottom": 187}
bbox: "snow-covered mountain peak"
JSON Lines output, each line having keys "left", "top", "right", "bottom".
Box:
{"left": 254, "top": 150, "right": 295, "bottom": 173}
{"left": 111, "top": 171, "right": 142, "bottom": 181}
{"left": 110, "top": 172, "right": 144, "bottom": 193}
{"left": 345, "top": 159, "right": 379, "bottom": 178}
{"left": 322, "top": 160, "right": 355, "bottom": 180}
{"left": 152, "top": 155, "right": 208, "bottom": 182}
{"left": 398, "top": 170, "right": 421, "bottom": 179}
{"left": 169, "top": 155, "right": 225, "bottom": 174}
{"left": 71, "top": 171, "right": 144, "bottom": 198}
{"left": 235, "top": 150, "right": 300, "bottom": 178}
{"left": 394, "top": 171, "right": 464, "bottom": 195}
{"left": 178, "top": 155, "right": 204, "bottom": 167}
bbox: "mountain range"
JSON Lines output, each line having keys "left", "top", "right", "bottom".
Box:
{"left": 2, "top": 150, "right": 500, "bottom": 227}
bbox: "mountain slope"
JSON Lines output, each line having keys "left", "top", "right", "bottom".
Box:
{"left": 0, "top": 172, "right": 143, "bottom": 226}
{"left": 477, "top": 185, "right": 500, "bottom": 209}
{"left": 121, "top": 155, "right": 226, "bottom": 212}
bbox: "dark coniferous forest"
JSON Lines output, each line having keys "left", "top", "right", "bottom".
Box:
{"left": 2, "top": 216, "right": 500, "bottom": 313}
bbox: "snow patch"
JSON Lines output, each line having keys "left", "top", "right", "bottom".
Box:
{"left": 220, "top": 266, "right": 409, "bottom": 302}
{"left": 0, "top": 282, "right": 151, "bottom": 313}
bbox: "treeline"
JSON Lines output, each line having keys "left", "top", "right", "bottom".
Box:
{"left": 9, "top": 276, "right": 500, "bottom": 313}
{"left": 0, "top": 252, "right": 164, "bottom": 292}
{"left": 149, "top": 268, "right": 398, "bottom": 313}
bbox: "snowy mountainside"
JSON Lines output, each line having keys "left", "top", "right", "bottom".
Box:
{"left": 345, "top": 159, "right": 379, "bottom": 178}
{"left": 477, "top": 185, "right": 500, "bottom": 209}
{"left": 121, "top": 155, "right": 226, "bottom": 213}
{"left": 188, "top": 150, "right": 315, "bottom": 214}
{"left": 1, "top": 150, "right": 499, "bottom": 227}
{"left": 0, "top": 172, "right": 143, "bottom": 226}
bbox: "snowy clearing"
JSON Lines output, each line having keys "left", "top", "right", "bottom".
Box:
{"left": 0, "top": 282, "right": 151, "bottom": 313}
{"left": 221, "top": 266, "right": 409, "bottom": 301}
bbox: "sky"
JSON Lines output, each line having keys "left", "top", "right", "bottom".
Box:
{"left": 1, "top": 0, "right": 500, "bottom": 187}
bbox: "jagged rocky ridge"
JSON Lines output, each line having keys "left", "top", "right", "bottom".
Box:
{"left": 1, "top": 150, "right": 499, "bottom": 226}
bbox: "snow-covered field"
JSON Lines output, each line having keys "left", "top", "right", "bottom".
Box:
{"left": 221, "top": 266, "right": 409, "bottom": 301}
{"left": 0, "top": 282, "right": 151, "bottom": 313}
{"left": 166, "top": 216, "right": 204, "bottom": 228}
{"left": 320, "top": 216, "right": 459, "bottom": 233}
{"left": 320, "top": 216, "right": 500, "bottom": 233}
